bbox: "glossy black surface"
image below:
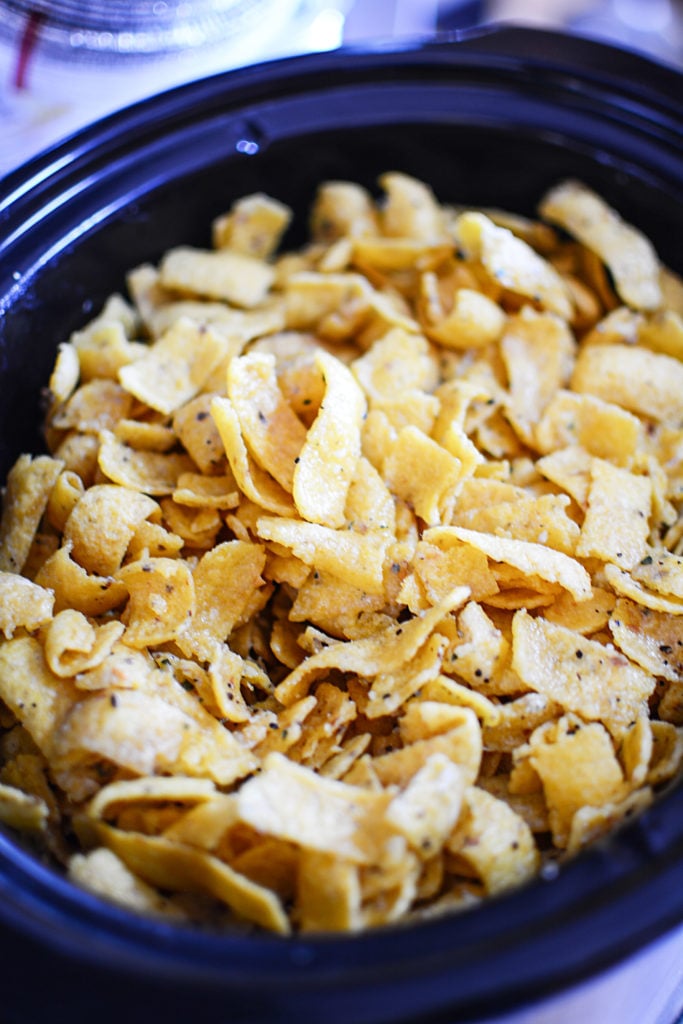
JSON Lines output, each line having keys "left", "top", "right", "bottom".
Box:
{"left": 0, "top": 25, "right": 682, "bottom": 1024}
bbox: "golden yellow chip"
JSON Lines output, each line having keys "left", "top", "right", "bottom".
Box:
{"left": 566, "top": 788, "right": 653, "bottom": 857}
{"left": 159, "top": 246, "right": 275, "bottom": 309}
{"left": 296, "top": 850, "right": 361, "bottom": 932}
{"left": 68, "top": 847, "right": 186, "bottom": 919}
{"left": 97, "top": 824, "right": 289, "bottom": 932}
{"left": 273, "top": 586, "right": 469, "bottom": 705}
{"left": 447, "top": 786, "right": 539, "bottom": 895}
{"left": 51, "top": 379, "right": 133, "bottom": 434}
{"left": 384, "top": 427, "right": 464, "bottom": 527}
{"left": 386, "top": 753, "right": 464, "bottom": 858}
{"left": 256, "top": 516, "right": 389, "bottom": 598}
{"left": 609, "top": 597, "right": 683, "bottom": 680}
{"left": 213, "top": 192, "right": 292, "bottom": 258}
{"left": 47, "top": 342, "right": 80, "bottom": 409}
{"left": 431, "top": 527, "right": 591, "bottom": 601}
{"left": 604, "top": 564, "right": 683, "bottom": 615}
{"left": 0, "top": 637, "right": 78, "bottom": 755}
{"left": 172, "top": 393, "right": 227, "bottom": 474}
{"left": 210, "top": 396, "right": 295, "bottom": 516}
{"left": 512, "top": 610, "right": 655, "bottom": 736}
{"left": 412, "top": 539, "right": 499, "bottom": 605}
{"left": 292, "top": 350, "right": 366, "bottom": 528}
{"left": 171, "top": 473, "right": 238, "bottom": 511}
{"left": 535, "top": 390, "right": 642, "bottom": 465}
{"left": 44, "top": 611, "right": 124, "bottom": 678}
{"left": 64, "top": 484, "right": 158, "bottom": 576}
{"left": 536, "top": 445, "right": 592, "bottom": 508}
{"left": 572, "top": 344, "right": 683, "bottom": 425}
{"left": 98, "top": 431, "right": 195, "bottom": 496}
{"left": 452, "top": 493, "right": 580, "bottom": 555}
{"left": 0, "top": 781, "right": 49, "bottom": 832}
{"left": 426, "top": 288, "right": 506, "bottom": 350}
{"left": 576, "top": 460, "right": 651, "bottom": 569}
{"left": 236, "top": 752, "right": 392, "bottom": 864}
{"left": 544, "top": 586, "right": 615, "bottom": 635}
{"left": 34, "top": 543, "right": 127, "bottom": 616}
{"left": 527, "top": 715, "right": 626, "bottom": 847}
{"left": 310, "top": 180, "right": 378, "bottom": 241}
{"left": 117, "top": 557, "right": 195, "bottom": 648}
{"left": 539, "top": 179, "right": 662, "bottom": 311}
{"left": 119, "top": 317, "right": 226, "bottom": 415}
{"left": 180, "top": 540, "right": 266, "bottom": 655}
{"left": 54, "top": 685, "right": 257, "bottom": 792}
{"left": 454, "top": 211, "right": 573, "bottom": 319}
{"left": 0, "top": 573, "right": 54, "bottom": 639}
{"left": 227, "top": 352, "right": 307, "bottom": 493}
{"left": 500, "top": 307, "right": 575, "bottom": 447}
{"left": 0, "top": 455, "right": 63, "bottom": 574}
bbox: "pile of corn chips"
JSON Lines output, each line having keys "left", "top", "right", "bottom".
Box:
{"left": 0, "top": 174, "right": 682, "bottom": 934}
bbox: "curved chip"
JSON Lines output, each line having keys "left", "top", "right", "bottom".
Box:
{"left": 274, "top": 586, "right": 470, "bottom": 706}
{"left": 539, "top": 180, "right": 662, "bottom": 311}
{"left": 431, "top": 527, "right": 591, "bottom": 601}
{"left": 53, "top": 688, "right": 257, "bottom": 788}
{"left": 0, "top": 455, "right": 64, "bottom": 574}
{"left": 44, "top": 610, "right": 125, "bottom": 678}
{"left": 96, "top": 825, "right": 289, "bottom": 933}
{"left": 0, "top": 573, "right": 54, "bottom": 639}
{"left": 117, "top": 557, "right": 195, "bottom": 648}
{"left": 605, "top": 564, "right": 683, "bottom": 615}
{"left": 454, "top": 211, "right": 573, "bottom": 320}
{"left": 88, "top": 776, "right": 217, "bottom": 820}
{"left": 447, "top": 785, "right": 539, "bottom": 895}
{"left": 64, "top": 484, "right": 158, "bottom": 576}
{"left": 236, "top": 752, "right": 393, "bottom": 864}
{"left": 292, "top": 349, "right": 366, "bottom": 528}
{"left": 210, "top": 396, "right": 295, "bottom": 516}
{"left": 34, "top": 543, "right": 128, "bottom": 617}
{"left": 98, "top": 431, "right": 195, "bottom": 496}
{"left": 159, "top": 246, "right": 275, "bottom": 309}
{"left": 227, "top": 351, "right": 307, "bottom": 492}
{"left": 256, "top": 516, "right": 389, "bottom": 598}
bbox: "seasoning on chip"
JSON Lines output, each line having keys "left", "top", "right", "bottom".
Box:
{"left": 0, "top": 176, "right": 681, "bottom": 934}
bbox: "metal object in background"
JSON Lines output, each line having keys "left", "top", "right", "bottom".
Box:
{"left": 0, "top": 0, "right": 303, "bottom": 62}
{"left": 0, "top": 0, "right": 350, "bottom": 173}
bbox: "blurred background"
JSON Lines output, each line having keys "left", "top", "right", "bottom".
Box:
{"left": 1, "top": 0, "right": 682, "bottom": 175}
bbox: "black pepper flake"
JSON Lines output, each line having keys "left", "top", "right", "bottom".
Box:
{"left": 110, "top": 694, "right": 118, "bottom": 708}
{"left": 640, "top": 555, "right": 653, "bottom": 565}
{"left": 575, "top": 649, "right": 584, "bottom": 659}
